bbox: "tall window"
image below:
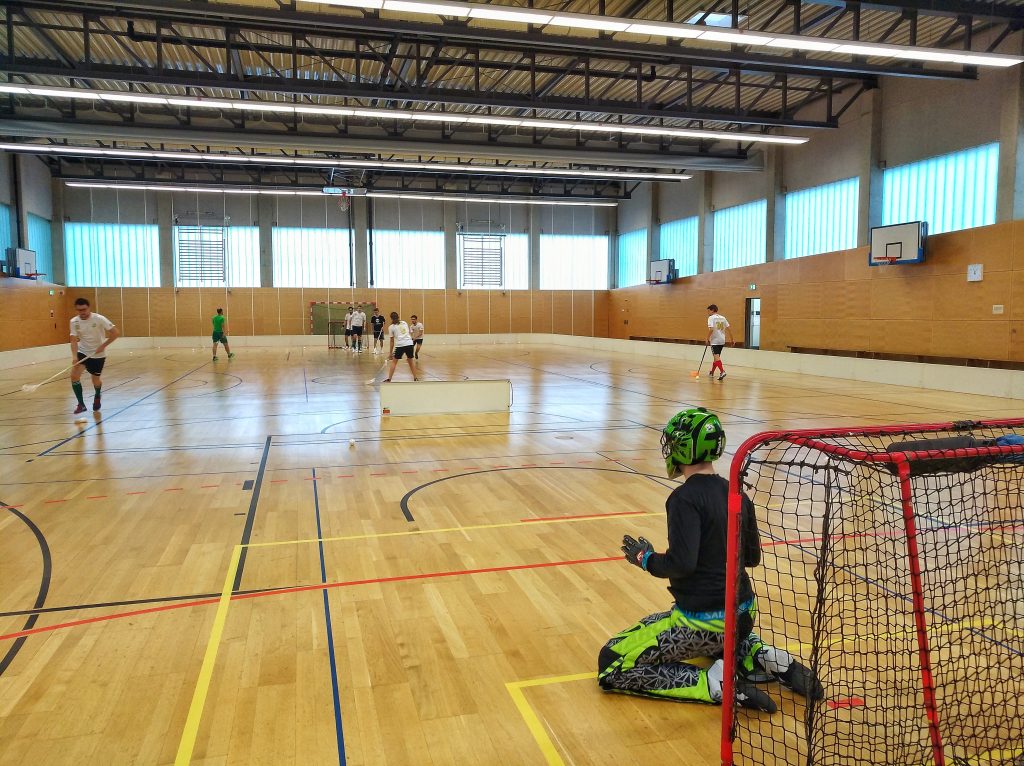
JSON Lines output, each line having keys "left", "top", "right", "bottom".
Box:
{"left": 713, "top": 199, "right": 767, "bottom": 272}
{"left": 457, "top": 232, "right": 528, "bottom": 289}
{"left": 785, "top": 177, "right": 859, "bottom": 259}
{"left": 617, "top": 228, "right": 648, "bottom": 287}
{"left": 0, "top": 203, "right": 14, "bottom": 257}
{"left": 371, "top": 229, "right": 445, "bottom": 288}
{"left": 26, "top": 213, "right": 52, "bottom": 281}
{"left": 659, "top": 216, "right": 699, "bottom": 277}
{"left": 539, "top": 233, "right": 609, "bottom": 290}
{"left": 64, "top": 222, "right": 160, "bottom": 287}
{"left": 273, "top": 227, "right": 350, "bottom": 288}
{"left": 882, "top": 143, "right": 998, "bottom": 235}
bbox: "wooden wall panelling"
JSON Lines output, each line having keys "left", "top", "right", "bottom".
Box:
{"left": 121, "top": 288, "right": 152, "bottom": 337}
{"left": 445, "top": 290, "right": 469, "bottom": 334}
{"left": 571, "top": 291, "right": 593, "bottom": 336}
{"left": 93, "top": 289, "right": 124, "bottom": 331}
{"left": 402, "top": 291, "right": 426, "bottom": 326}
{"left": 277, "top": 289, "right": 305, "bottom": 335}
{"left": 530, "top": 291, "right": 552, "bottom": 334}
{"left": 487, "top": 290, "right": 511, "bottom": 334}
{"left": 550, "top": 291, "right": 573, "bottom": 335}
{"left": 148, "top": 289, "right": 176, "bottom": 336}
{"left": 466, "top": 290, "right": 490, "bottom": 333}
{"left": 252, "top": 289, "right": 281, "bottom": 335}
{"left": 509, "top": 291, "right": 532, "bottom": 333}
{"left": 592, "top": 290, "right": 610, "bottom": 338}
{"left": 172, "top": 290, "right": 203, "bottom": 337}
{"left": 422, "top": 291, "right": 447, "bottom": 335}
{"left": 225, "top": 289, "right": 254, "bottom": 337}
{"left": 373, "top": 289, "right": 403, "bottom": 320}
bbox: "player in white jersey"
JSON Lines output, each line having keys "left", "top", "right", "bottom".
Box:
{"left": 409, "top": 315, "right": 424, "bottom": 359}
{"left": 350, "top": 306, "right": 367, "bottom": 352}
{"left": 69, "top": 297, "right": 120, "bottom": 413}
{"left": 385, "top": 311, "right": 420, "bottom": 382}
{"left": 343, "top": 307, "right": 354, "bottom": 351}
{"left": 705, "top": 304, "right": 734, "bottom": 381}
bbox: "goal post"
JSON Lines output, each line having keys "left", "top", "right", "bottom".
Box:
{"left": 721, "top": 419, "right": 1024, "bottom": 766}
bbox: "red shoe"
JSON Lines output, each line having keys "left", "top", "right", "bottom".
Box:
{"left": 92, "top": 395, "right": 101, "bottom": 412}
{"left": 73, "top": 403, "right": 87, "bottom": 414}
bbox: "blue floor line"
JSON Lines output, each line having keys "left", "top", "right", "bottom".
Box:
{"left": 313, "top": 467, "right": 346, "bottom": 764}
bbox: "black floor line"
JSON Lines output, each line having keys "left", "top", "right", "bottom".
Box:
{"left": 232, "top": 436, "right": 272, "bottom": 592}
{"left": 0, "top": 501, "right": 51, "bottom": 677}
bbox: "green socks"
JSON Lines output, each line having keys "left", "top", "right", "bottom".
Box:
{"left": 72, "top": 381, "right": 84, "bottom": 405}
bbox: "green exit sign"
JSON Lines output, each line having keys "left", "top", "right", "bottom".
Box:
{"left": 748, "top": 283, "right": 757, "bottom": 290}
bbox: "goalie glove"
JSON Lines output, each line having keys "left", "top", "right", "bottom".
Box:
{"left": 621, "top": 535, "right": 654, "bottom": 571}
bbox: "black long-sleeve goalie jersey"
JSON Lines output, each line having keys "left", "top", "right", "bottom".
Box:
{"left": 644, "top": 473, "right": 761, "bottom": 612}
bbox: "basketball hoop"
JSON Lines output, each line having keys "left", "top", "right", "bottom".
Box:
{"left": 337, "top": 191, "right": 350, "bottom": 212}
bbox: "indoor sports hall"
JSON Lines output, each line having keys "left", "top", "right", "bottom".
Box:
{"left": 1, "top": 1, "right": 1023, "bottom": 764}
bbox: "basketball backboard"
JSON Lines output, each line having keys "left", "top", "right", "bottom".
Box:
{"left": 869, "top": 221, "right": 927, "bottom": 266}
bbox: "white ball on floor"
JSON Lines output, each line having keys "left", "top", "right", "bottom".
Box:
{"left": 349, "top": 439, "right": 356, "bottom": 447}
{"left": 74, "top": 417, "right": 87, "bottom": 423}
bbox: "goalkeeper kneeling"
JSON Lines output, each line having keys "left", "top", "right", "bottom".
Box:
{"left": 598, "top": 407, "right": 823, "bottom": 713}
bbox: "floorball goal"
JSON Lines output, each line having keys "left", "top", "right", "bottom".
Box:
{"left": 722, "top": 419, "right": 1024, "bottom": 766}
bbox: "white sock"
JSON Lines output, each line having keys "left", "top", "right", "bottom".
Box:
{"left": 707, "top": 659, "right": 724, "bottom": 702}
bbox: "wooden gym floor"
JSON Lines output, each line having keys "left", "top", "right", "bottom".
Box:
{"left": 0, "top": 343, "right": 1021, "bottom": 765}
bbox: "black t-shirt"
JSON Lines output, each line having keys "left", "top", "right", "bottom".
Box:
{"left": 644, "top": 473, "right": 760, "bottom": 612}
{"left": 370, "top": 315, "right": 386, "bottom": 333}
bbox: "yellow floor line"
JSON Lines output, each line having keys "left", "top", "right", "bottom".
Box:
{"left": 506, "top": 673, "right": 595, "bottom": 766}
{"left": 245, "top": 512, "right": 662, "bottom": 548}
{"left": 175, "top": 544, "right": 242, "bottom": 766}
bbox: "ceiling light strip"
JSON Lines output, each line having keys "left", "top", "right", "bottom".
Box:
{"left": 303, "top": 0, "right": 1023, "bottom": 68}
{"left": 62, "top": 180, "right": 619, "bottom": 206}
{"left": 0, "top": 142, "right": 690, "bottom": 181}
{"left": 0, "top": 83, "right": 807, "bottom": 145}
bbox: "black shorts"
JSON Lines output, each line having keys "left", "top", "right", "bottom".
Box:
{"left": 394, "top": 345, "right": 415, "bottom": 359}
{"left": 711, "top": 344, "right": 725, "bottom": 356}
{"left": 344, "top": 328, "right": 352, "bottom": 337}
{"left": 77, "top": 352, "right": 106, "bottom": 376}
{"left": 373, "top": 332, "right": 385, "bottom": 341}
{"left": 413, "top": 338, "right": 423, "bottom": 346}
{"left": 351, "top": 326, "right": 363, "bottom": 336}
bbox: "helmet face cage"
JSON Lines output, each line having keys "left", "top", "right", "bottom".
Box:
{"left": 662, "top": 408, "right": 725, "bottom": 471}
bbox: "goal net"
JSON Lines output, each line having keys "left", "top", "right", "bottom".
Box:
{"left": 722, "top": 419, "right": 1024, "bottom": 766}
{"left": 328, "top": 321, "right": 346, "bottom": 350}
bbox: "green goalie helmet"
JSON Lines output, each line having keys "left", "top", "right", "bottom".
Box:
{"left": 661, "top": 407, "right": 726, "bottom": 473}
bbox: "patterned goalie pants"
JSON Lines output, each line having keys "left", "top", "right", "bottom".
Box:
{"left": 598, "top": 601, "right": 785, "bottom": 703}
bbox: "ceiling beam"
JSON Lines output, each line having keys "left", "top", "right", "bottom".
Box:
{"left": 0, "top": 118, "right": 767, "bottom": 171}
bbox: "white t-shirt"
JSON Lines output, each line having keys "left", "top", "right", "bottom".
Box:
{"left": 70, "top": 313, "right": 115, "bottom": 358}
{"left": 409, "top": 322, "right": 424, "bottom": 340}
{"left": 351, "top": 310, "right": 366, "bottom": 328}
{"left": 389, "top": 321, "right": 413, "bottom": 347}
{"left": 707, "top": 313, "right": 730, "bottom": 346}
{"left": 344, "top": 312, "right": 354, "bottom": 330}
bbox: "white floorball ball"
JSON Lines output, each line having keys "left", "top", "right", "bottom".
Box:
{"left": 74, "top": 417, "right": 87, "bottom": 423}
{"left": 349, "top": 439, "right": 356, "bottom": 447}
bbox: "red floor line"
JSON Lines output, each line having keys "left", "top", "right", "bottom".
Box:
{"left": 401, "top": 471, "right": 418, "bottom": 474}
{"left": 86, "top": 496, "right": 108, "bottom": 500}
{"left": 491, "top": 465, "right": 509, "bottom": 469}
{"left": 549, "top": 462, "right": 565, "bottom": 465}
{"left": 370, "top": 473, "right": 387, "bottom": 477}
{"left": 44, "top": 500, "right": 66, "bottom": 504}
{"left": 336, "top": 475, "right": 354, "bottom": 479}
{"left": 0, "top": 505, "right": 22, "bottom": 509}
{"left": 520, "top": 464, "right": 538, "bottom": 468}
{"left": 125, "top": 492, "right": 147, "bottom": 496}
{"left": 432, "top": 469, "right": 450, "bottom": 472}
{"left": 163, "top": 488, "right": 184, "bottom": 492}
{"left": 521, "top": 510, "right": 648, "bottom": 523}
{"left": 200, "top": 485, "right": 219, "bottom": 488}
{"left": 0, "top": 555, "right": 621, "bottom": 643}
